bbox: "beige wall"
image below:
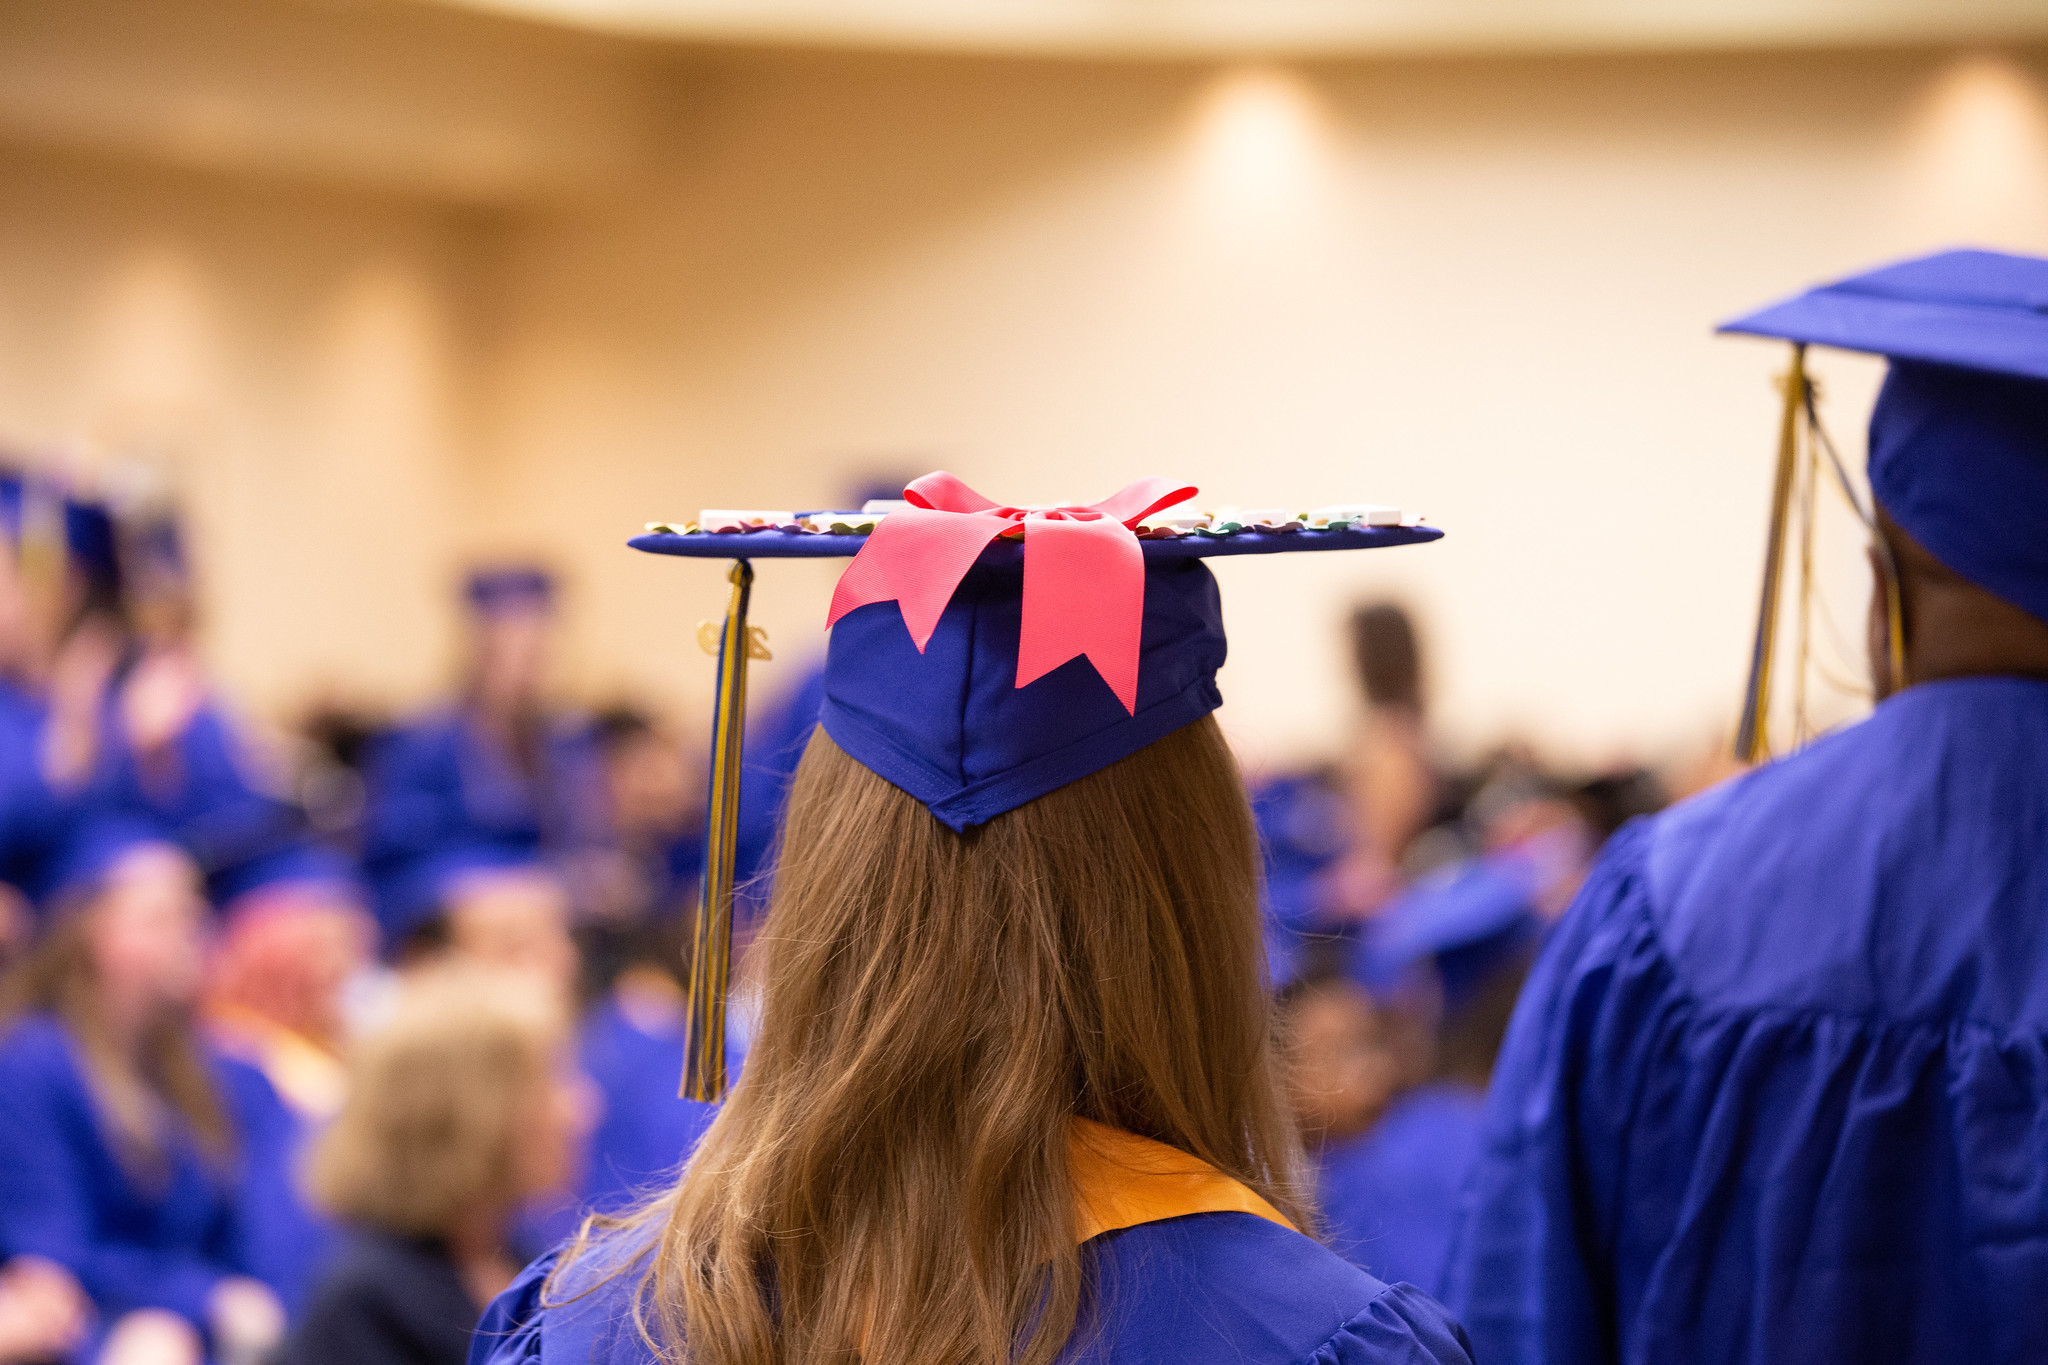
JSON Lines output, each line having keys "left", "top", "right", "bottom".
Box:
{"left": 0, "top": 149, "right": 485, "bottom": 716}
{"left": 1, "top": 31, "right": 2044, "bottom": 771}
{"left": 479, "top": 45, "right": 2048, "bottom": 770}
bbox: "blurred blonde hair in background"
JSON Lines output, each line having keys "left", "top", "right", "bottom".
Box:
{"left": 307, "top": 968, "right": 567, "bottom": 1239}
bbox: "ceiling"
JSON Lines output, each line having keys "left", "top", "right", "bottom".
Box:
{"left": 423, "top": 0, "right": 2048, "bottom": 58}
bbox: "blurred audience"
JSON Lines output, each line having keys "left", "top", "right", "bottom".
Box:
{"left": 361, "top": 567, "right": 618, "bottom": 947}
{"left": 0, "top": 830, "right": 289, "bottom": 1363}
{"left": 1262, "top": 598, "right": 1671, "bottom": 1299}
{"left": 290, "top": 968, "right": 593, "bottom": 1365}
{"left": 0, "top": 467, "right": 1717, "bottom": 1363}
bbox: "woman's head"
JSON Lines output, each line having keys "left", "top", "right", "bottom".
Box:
{"left": 634, "top": 716, "right": 1302, "bottom": 1365}
{"left": 308, "top": 967, "right": 591, "bottom": 1239}
{"left": 85, "top": 844, "right": 209, "bottom": 1026}
{"left": 206, "top": 885, "right": 375, "bottom": 1050}
{"left": 1278, "top": 973, "right": 1395, "bottom": 1146}
{"left": 0, "top": 838, "right": 209, "bottom": 1037}
{"left": 0, "top": 838, "right": 226, "bottom": 1166}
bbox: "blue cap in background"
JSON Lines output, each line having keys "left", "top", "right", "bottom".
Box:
{"left": 1357, "top": 854, "right": 1545, "bottom": 1012}
{"left": 1721, "top": 247, "right": 2048, "bottom": 627}
{"left": 464, "top": 565, "right": 556, "bottom": 616}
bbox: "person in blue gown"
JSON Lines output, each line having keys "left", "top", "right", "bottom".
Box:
{"left": 1445, "top": 249, "right": 2048, "bottom": 1365}
{"left": 1302, "top": 856, "right": 1543, "bottom": 1298}
{"left": 0, "top": 474, "right": 122, "bottom": 952}
{"left": 362, "top": 567, "right": 614, "bottom": 947}
{"left": 574, "top": 979, "right": 722, "bottom": 1215}
{"left": 0, "top": 822, "right": 290, "bottom": 1359}
{"left": 470, "top": 475, "right": 1470, "bottom": 1365}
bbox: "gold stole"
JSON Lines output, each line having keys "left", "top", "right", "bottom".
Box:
{"left": 1067, "top": 1117, "right": 1295, "bottom": 1243}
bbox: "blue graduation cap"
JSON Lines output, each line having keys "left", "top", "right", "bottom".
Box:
{"left": 1718, "top": 248, "right": 2048, "bottom": 760}
{"left": 31, "top": 813, "right": 182, "bottom": 917}
{"left": 1356, "top": 855, "right": 1543, "bottom": 1013}
{"left": 0, "top": 470, "right": 124, "bottom": 598}
{"left": 369, "top": 841, "right": 541, "bottom": 948}
{"left": 464, "top": 564, "right": 556, "bottom": 616}
{"left": 631, "top": 472, "right": 1441, "bottom": 1099}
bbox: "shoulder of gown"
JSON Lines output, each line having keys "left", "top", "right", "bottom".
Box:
{"left": 1072, "top": 1211, "right": 1471, "bottom": 1364}
{"left": 470, "top": 1235, "right": 663, "bottom": 1365}
{"left": 470, "top": 1214, "right": 1473, "bottom": 1365}
{"left": 1645, "top": 674, "right": 2048, "bottom": 1028}
{"left": 1445, "top": 679, "right": 2048, "bottom": 1365}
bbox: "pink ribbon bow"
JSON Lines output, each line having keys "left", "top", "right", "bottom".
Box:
{"left": 825, "top": 472, "right": 1199, "bottom": 714}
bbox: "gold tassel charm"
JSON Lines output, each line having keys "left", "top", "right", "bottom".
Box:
{"left": 682, "top": 559, "right": 756, "bottom": 1101}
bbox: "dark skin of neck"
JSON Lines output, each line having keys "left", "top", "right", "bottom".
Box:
{"left": 1868, "top": 508, "right": 2048, "bottom": 699}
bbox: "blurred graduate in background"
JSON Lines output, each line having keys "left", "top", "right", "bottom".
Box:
{"left": 361, "top": 567, "right": 617, "bottom": 956}
{"left": 1448, "top": 249, "right": 2048, "bottom": 1365}
{"left": 288, "top": 968, "right": 594, "bottom": 1365}
{"left": 0, "top": 822, "right": 299, "bottom": 1365}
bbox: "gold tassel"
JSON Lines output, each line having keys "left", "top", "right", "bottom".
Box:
{"left": 682, "top": 559, "right": 756, "bottom": 1101}
{"left": 1735, "top": 344, "right": 1808, "bottom": 764}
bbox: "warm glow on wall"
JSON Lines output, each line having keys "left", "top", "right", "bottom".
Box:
{"left": 1899, "top": 54, "right": 2048, "bottom": 247}
{"left": 1183, "top": 66, "right": 1332, "bottom": 230}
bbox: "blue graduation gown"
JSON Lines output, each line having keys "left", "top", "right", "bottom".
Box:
{"left": 1319, "top": 1083, "right": 1486, "bottom": 1298}
{"left": 361, "top": 709, "right": 610, "bottom": 934}
{"left": 214, "top": 1052, "right": 337, "bottom": 1318}
{"left": 1445, "top": 676, "right": 2048, "bottom": 1365}
{"left": 575, "top": 998, "right": 720, "bottom": 1215}
{"left": 0, "top": 682, "right": 64, "bottom": 894}
{"left": 84, "top": 696, "right": 324, "bottom": 905}
{"left": 0, "top": 1014, "right": 251, "bottom": 1325}
{"left": 469, "top": 1212, "right": 1472, "bottom": 1364}
{"left": 1250, "top": 771, "right": 1355, "bottom": 983}
{"left": 732, "top": 665, "right": 825, "bottom": 923}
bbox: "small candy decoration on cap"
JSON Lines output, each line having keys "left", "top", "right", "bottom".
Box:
{"left": 631, "top": 469, "right": 1440, "bottom": 1100}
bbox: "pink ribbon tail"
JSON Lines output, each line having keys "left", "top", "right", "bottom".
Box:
{"left": 826, "top": 503, "right": 1012, "bottom": 649}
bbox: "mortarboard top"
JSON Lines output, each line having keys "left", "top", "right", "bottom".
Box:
{"left": 1358, "top": 855, "right": 1543, "bottom": 1013}
{"left": 1717, "top": 248, "right": 2048, "bottom": 761}
{"left": 637, "top": 488, "right": 1436, "bottom": 832}
{"left": 464, "top": 564, "right": 556, "bottom": 615}
{"left": 1718, "top": 248, "right": 2048, "bottom": 381}
{"left": 32, "top": 814, "right": 183, "bottom": 917}
{"left": 208, "top": 841, "right": 366, "bottom": 915}
{"left": 632, "top": 471, "right": 1442, "bottom": 1099}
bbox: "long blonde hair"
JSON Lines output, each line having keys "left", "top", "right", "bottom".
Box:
{"left": 564, "top": 715, "right": 1307, "bottom": 1365}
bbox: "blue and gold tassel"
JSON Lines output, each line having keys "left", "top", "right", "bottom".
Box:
{"left": 1735, "top": 344, "right": 1809, "bottom": 764}
{"left": 682, "top": 559, "right": 756, "bottom": 1101}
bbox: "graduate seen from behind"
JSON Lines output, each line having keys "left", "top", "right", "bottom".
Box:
{"left": 473, "top": 475, "right": 1471, "bottom": 1363}
{"left": 1446, "top": 249, "right": 2048, "bottom": 1365}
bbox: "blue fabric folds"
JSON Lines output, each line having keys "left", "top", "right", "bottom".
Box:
{"left": 576, "top": 999, "right": 721, "bottom": 1215}
{"left": 1445, "top": 676, "right": 2048, "bottom": 1365}
{"left": 820, "top": 558, "right": 1226, "bottom": 831}
{"left": 470, "top": 1211, "right": 1473, "bottom": 1365}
